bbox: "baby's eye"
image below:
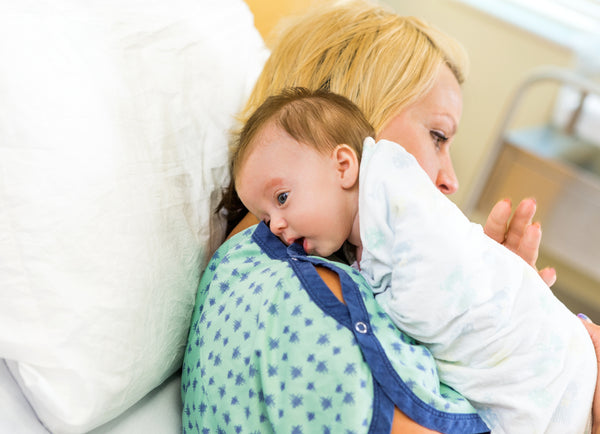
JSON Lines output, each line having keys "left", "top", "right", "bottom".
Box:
{"left": 277, "top": 192, "right": 288, "bottom": 205}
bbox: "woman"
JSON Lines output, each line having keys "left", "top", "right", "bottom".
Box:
{"left": 224, "top": 1, "right": 556, "bottom": 288}
{"left": 182, "top": 1, "right": 594, "bottom": 432}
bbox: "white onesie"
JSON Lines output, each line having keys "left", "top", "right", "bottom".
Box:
{"left": 358, "top": 137, "right": 596, "bottom": 433}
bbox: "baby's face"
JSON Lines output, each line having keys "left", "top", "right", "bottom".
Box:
{"left": 236, "top": 123, "right": 356, "bottom": 257}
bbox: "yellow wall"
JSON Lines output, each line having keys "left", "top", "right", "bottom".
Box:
{"left": 244, "top": 0, "right": 315, "bottom": 41}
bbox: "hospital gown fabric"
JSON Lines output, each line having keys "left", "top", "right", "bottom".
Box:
{"left": 358, "top": 137, "right": 596, "bottom": 433}
{"left": 181, "top": 223, "right": 489, "bottom": 433}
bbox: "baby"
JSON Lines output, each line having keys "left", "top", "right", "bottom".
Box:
{"left": 232, "top": 87, "right": 596, "bottom": 433}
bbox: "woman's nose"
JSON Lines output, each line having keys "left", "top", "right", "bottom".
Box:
{"left": 436, "top": 161, "right": 459, "bottom": 195}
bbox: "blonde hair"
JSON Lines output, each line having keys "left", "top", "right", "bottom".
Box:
{"left": 239, "top": 0, "right": 469, "bottom": 135}
{"left": 232, "top": 87, "right": 375, "bottom": 180}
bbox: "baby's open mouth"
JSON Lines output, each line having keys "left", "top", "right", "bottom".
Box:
{"left": 295, "top": 237, "right": 308, "bottom": 253}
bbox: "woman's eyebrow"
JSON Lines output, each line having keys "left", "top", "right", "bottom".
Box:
{"left": 435, "top": 113, "right": 458, "bottom": 135}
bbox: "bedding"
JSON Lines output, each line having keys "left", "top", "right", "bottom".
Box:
{"left": 0, "top": 360, "right": 48, "bottom": 434}
{"left": 0, "top": 360, "right": 182, "bottom": 434}
{"left": 0, "top": 0, "right": 268, "bottom": 432}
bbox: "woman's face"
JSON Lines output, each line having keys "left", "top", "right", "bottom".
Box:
{"left": 376, "top": 65, "right": 463, "bottom": 195}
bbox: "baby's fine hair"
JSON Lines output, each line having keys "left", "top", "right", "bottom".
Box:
{"left": 232, "top": 87, "right": 375, "bottom": 179}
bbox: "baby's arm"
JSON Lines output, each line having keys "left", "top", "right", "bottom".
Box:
{"left": 358, "top": 137, "right": 595, "bottom": 433}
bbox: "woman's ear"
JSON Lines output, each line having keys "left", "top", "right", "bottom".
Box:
{"left": 333, "top": 144, "right": 359, "bottom": 189}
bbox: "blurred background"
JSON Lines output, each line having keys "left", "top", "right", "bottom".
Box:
{"left": 245, "top": 0, "right": 600, "bottom": 321}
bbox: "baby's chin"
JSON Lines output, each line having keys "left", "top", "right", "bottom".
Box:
{"left": 282, "top": 236, "right": 340, "bottom": 258}
{"left": 298, "top": 238, "right": 317, "bottom": 255}
{"left": 305, "top": 242, "right": 340, "bottom": 258}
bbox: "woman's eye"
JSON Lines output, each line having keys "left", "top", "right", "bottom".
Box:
{"left": 277, "top": 192, "right": 288, "bottom": 205}
{"left": 430, "top": 130, "right": 448, "bottom": 149}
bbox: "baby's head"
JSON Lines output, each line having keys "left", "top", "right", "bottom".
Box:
{"left": 232, "top": 87, "right": 374, "bottom": 179}
{"left": 233, "top": 87, "right": 374, "bottom": 256}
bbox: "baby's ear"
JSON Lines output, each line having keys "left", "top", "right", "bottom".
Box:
{"left": 333, "top": 144, "right": 359, "bottom": 189}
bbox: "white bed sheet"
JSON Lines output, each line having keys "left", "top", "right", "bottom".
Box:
{"left": 0, "top": 359, "right": 182, "bottom": 434}
{"left": 0, "top": 359, "right": 48, "bottom": 434}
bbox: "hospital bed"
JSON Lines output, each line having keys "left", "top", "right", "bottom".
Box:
{"left": 0, "top": 1, "right": 269, "bottom": 432}
{"left": 4, "top": 1, "right": 597, "bottom": 432}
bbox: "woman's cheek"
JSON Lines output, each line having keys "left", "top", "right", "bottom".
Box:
{"left": 410, "top": 150, "right": 439, "bottom": 185}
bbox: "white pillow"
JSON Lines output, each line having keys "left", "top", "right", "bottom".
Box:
{"left": 0, "top": 1, "right": 268, "bottom": 432}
